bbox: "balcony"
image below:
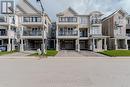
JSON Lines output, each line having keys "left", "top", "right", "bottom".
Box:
{"left": 23, "top": 30, "right": 42, "bottom": 36}
{"left": 22, "top": 29, "right": 47, "bottom": 39}
{"left": 126, "top": 33, "right": 130, "bottom": 37}
{"left": 126, "top": 24, "right": 130, "bottom": 29}
{"left": 57, "top": 31, "right": 78, "bottom": 39}
{"left": 22, "top": 17, "right": 42, "bottom": 25}
{"left": 57, "top": 17, "right": 78, "bottom": 25}
{"left": 0, "top": 17, "right": 8, "bottom": 25}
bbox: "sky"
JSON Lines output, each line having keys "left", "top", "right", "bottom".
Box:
{"left": 18, "top": 0, "right": 130, "bottom": 21}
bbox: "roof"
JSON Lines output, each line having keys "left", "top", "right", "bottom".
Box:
{"left": 56, "top": 7, "right": 78, "bottom": 16}
{"left": 16, "top": 0, "right": 41, "bottom": 14}
{"left": 102, "top": 8, "right": 128, "bottom": 22}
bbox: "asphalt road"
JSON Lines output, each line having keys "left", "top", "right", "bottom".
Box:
{"left": 0, "top": 58, "right": 130, "bottom": 87}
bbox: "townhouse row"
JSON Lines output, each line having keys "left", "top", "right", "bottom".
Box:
{"left": 0, "top": 0, "right": 130, "bottom": 52}
{"left": 56, "top": 7, "right": 130, "bottom": 52}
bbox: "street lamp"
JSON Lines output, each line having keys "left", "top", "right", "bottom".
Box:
{"left": 36, "top": 0, "right": 46, "bottom": 55}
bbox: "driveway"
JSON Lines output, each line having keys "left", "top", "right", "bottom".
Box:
{"left": 0, "top": 58, "right": 130, "bottom": 87}
{"left": 56, "top": 50, "right": 84, "bottom": 57}
{"left": 56, "top": 50, "right": 106, "bottom": 57}
{"left": 79, "top": 51, "right": 107, "bottom": 57}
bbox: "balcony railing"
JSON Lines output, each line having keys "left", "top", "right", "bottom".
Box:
{"left": 59, "top": 17, "right": 77, "bottom": 23}
{"left": 126, "top": 34, "right": 130, "bottom": 37}
{"left": 0, "top": 17, "right": 7, "bottom": 23}
{"left": 23, "top": 30, "right": 42, "bottom": 36}
{"left": 23, "top": 17, "right": 42, "bottom": 23}
{"left": 0, "top": 33, "right": 7, "bottom": 36}
{"left": 58, "top": 31, "right": 78, "bottom": 36}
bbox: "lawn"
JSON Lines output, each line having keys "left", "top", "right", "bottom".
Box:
{"left": 29, "top": 50, "right": 58, "bottom": 57}
{"left": 0, "top": 51, "right": 16, "bottom": 56}
{"left": 99, "top": 50, "right": 130, "bottom": 57}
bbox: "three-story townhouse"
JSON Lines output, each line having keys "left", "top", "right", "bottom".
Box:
{"left": 56, "top": 7, "right": 108, "bottom": 52}
{"left": 126, "top": 15, "right": 130, "bottom": 49}
{"left": 0, "top": 0, "right": 17, "bottom": 51}
{"left": 102, "top": 9, "right": 128, "bottom": 50}
{"left": 15, "top": 0, "right": 51, "bottom": 51}
{"left": 56, "top": 7, "right": 79, "bottom": 51}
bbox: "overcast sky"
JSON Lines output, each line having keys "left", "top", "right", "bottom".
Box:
{"left": 25, "top": 0, "right": 130, "bottom": 21}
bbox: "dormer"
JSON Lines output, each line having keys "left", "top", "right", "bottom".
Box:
{"left": 56, "top": 7, "right": 78, "bottom": 23}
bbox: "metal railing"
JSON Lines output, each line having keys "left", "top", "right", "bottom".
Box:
{"left": 23, "top": 30, "right": 42, "bottom": 36}
{"left": 0, "top": 17, "right": 7, "bottom": 23}
{"left": 126, "top": 34, "right": 130, "bottom": 37}
{"left": 58, "top": 31, "right": 78, "bottom": 36}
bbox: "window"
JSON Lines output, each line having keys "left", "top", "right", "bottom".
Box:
{"left": 80, "top": 17, "right": 88, "bottom": 24}
{"left": 59, "top": 17, "right": 77, "bottom": 22}
{"left": 23, "top": 16, "right": 41, "bottom": 22}
{"left": 1, "top": 1, "right": 14, "bottom": 14}
{"left": 24, "top": 17, "right": 30, "bottom": 22}
{"left": 92, "top": 27, "right": 100, "bottom": 35}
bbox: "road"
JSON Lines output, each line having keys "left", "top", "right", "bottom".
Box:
{"left": 0, "top": 57, "right": 130, "bottom": 87}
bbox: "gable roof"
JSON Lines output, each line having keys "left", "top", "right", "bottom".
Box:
{"left": 56, "top": 7, "right": 78, "bottom": 16}
{"left": 16, "top": 5, "right": 27, "bottom": 14}
{"left": 23, "top": 0, "right": 40, "bottom": 14}
{"left": 16, "top": 0, "right": 40, "bottom": 14}
{"left": 102, "top": 8, "right": 128, "bottom": 22}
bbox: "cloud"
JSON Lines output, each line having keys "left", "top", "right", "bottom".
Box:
{"left": 22, "top": 0, "right": 130, "bottom": 21}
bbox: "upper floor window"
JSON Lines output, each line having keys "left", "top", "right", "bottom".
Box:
{"left": 91, "top": 26, "right": 101, "bottom": 35}
{"left": 1, "top": 1, "right": 14, "bottom": 14}
{"left": 59, "top": 17, "right": 77, "bottom": 22}
{"left": 91, "top": 19, "right": 101, "bottom": 24}
{"left": 91, "top": 15, "right": 101, "bottom": 24}
{"left": 80, "top": 17, "right": 88, "bottom": 24}
{"left": 23, "top": 16, "right": 41, "bottom": 22}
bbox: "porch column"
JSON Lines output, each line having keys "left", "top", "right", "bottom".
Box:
{"left": 20, "top": 39, "right": 24, "bottom": 52}
{"left": 92, "top": 38, "right": 95, "bottom": 51}
{"left": 7, "top": 25, "right": 11, "bottom": 51}
{"left": 56, "top": 25, "right": 58, "bottom": 38}
{"left": 115, "top": 39, "right": 118, "bottom": 50}
{"left": 76, "top": 39, "right": 80, "bottom": 52}
{"left": 56, "top": 39, "right": 59, "bottom": 51}
{"left": 54, "top": 40, "right": 56, "bottom": 49}
{"left": 12, "top": 39, "right": 15, "bottom": 51}
{"left": 125, "top": 39, "right": 128, "bottom": 50}
{"left": 104, "top": 38, "right": 107, "bottom": 50}
{"left": 97, "top": 39, "right": 102, "bottom": 51}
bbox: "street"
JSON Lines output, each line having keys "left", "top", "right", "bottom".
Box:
{"left": 0, "top": 57, "right": 130, "bottom": 87}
